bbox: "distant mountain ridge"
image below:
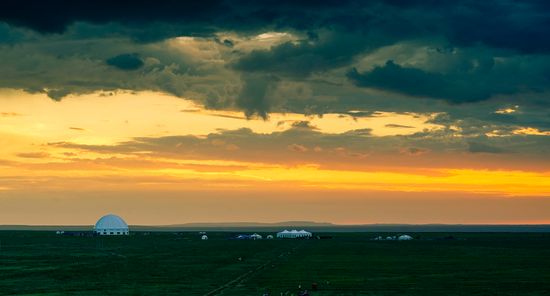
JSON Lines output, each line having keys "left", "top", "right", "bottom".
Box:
{"left": 163, "top": 221, "right": 335, "bottom": 227}
{"left": 1, "top": 222, "right": 550, "bottom": 232}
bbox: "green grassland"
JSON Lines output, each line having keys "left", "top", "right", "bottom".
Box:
{"left": 1, "top": 231, "right": 549, "bottom": 295}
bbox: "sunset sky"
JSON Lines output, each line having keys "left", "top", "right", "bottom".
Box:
{"left": 1, "top": 1, "right": 550, "bottom": 225}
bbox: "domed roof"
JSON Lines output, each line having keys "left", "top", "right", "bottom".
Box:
{"left": 94, "top": 214, "right": 128, "bottom": 230}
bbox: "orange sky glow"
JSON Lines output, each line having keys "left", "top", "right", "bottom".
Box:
{"left": 1, "top": 89, "right": 550, "bottom": 225}
{"left": 1, "top": 19, "right": 550, "bottom": 227}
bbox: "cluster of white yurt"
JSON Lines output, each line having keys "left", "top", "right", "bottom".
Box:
{"left": 93, "top": 214, "right": 129, "bottom": 235}
{"left": 88, "top": 215, "right": 321, "bottom": 240}
{"left": 375, "top": 234, "right": 413, "bottom": 241}
{"left": 276, "top": 229, "right": 312, "bottom": 238}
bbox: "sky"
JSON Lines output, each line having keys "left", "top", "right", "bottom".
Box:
{"left": 1, "top": 0, "right": 550, "bottom": 225}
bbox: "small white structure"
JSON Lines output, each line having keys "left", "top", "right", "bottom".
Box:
{"left": 277, "top": 229, "right": 312, "bottom": 238}
{"left": 251, "top": 233, "right": 262, "bottom": 239}
{"left": 199, "top": 231, "right": 206, "bottom": 234}
{"left": 386, "top": 236, "right": 393, "bottom": 240}
{"left": 201, "top": 235, "right": 208, "bottom": 240}
{"left": 93, "top": 214, "right": 129, "bottom": 235}
{"left": 373, "top": 236, "right": 382, "bottom": 240}
{"left": 398, "top": 234, "right": 413, "bottom": 240}
{"left": 266, "top": 235, "right": 274, "bottom": 239}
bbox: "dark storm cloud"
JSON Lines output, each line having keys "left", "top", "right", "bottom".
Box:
{"left": 1, "top": 0, "right": 371, "bottom": 43}
{"left": 228, "top": 32, "right": 375, "bottom": 77}
{"left": 2, "top": 1, "right": 550, "bottom": 53}
{"left": 106, "top": 53, "right": 144, "bottom": 71}
{"left": 347, "top": 60, "right": 521, "bottom": 104}
{"left": 0, "top": 38, "right": 217, "bottom": 101}
{"left": 1, "top": 0, "right": 550, "bottom": 129}
{"left": 0, "top": 0, "right": 228, "bottom": 37}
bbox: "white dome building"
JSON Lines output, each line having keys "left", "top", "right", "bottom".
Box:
{"left": 93, "top": 214, "right": 129, "bottom": 235}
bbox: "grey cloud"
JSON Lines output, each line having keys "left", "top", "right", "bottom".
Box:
{"left": 16, "top": 152, "right": 51, "bottom": 158}
{"left": 0, "top": 39, "right": 219, "bottom": 101}
{"left": 467, "top": 141, "right": 513, "bottom": 154}
{"left": 399, "top": 147, "right": 430, "bottom": 155}
{"left": 5, "top": 1, "right": 549, "bottom": 55}
{"left": 214, "top": 38, "right": 234, "bottom": 48}
{"left": 228, "top": 31, "right": 374, "bottom": 77}
{"left": 343, "top": 128, "right": 373, "bottom": 136}
{"left": 106, "top": 53, "right": 144, "bottom": 70}
{"left": 287, "top": 143, "right": 308, "bottom": 152}
{"left": 1, "top": 112, "right": 24, "bottom": 117}
{"left": 44, "top": 126, "right": 550, "bottom": 173}
{"left": 1, "top": 0, "right": 550, "bottom": 129}
{"left": 386, "top": 124, "right": 414, "bottom": 128}
{"left": 69, "top": 127, "right": 90, "bottom": 132}
{"left": 346, "top": 60, "right": 520, "bottom": 104}
{"left": 290, "top": 121, "right": 318, "bottom": 130}
{"left": 46, "top": 89, "right": 72, "bottom": 101}
{"left": 235, "top": 75, "right": 280, "bottom": 119}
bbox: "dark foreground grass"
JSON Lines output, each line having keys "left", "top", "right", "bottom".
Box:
{"left": 1, "top": 231, "right": 549, "bottom": 295}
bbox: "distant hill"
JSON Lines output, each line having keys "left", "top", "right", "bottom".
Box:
{"left": 163, "top": 221, "right": 335, "bottom": 228}
{"left": 1, "top": 222, "right": 550, "bottom": 232}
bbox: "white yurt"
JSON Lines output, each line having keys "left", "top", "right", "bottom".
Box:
{"left": 266, "top": 235, "right": 274, "bottom": 239}
{"left": 398, "top": 234, "right": 413, "bottom": 240}
{"left": 386, "top": 236, "right": 393, "bottom": 240}
{"left": 93, "top": 214, "right": 129, "bottom": 235}
{"left": 251, "top": 233, "right": 262, "bottom": 239}
{"left": 202, "top": 235, "right": 208, "bottom": 240}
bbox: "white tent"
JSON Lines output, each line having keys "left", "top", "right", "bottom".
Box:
{"left": 386, "top": 236, "right": 393, "bottom": 240}
{"left": 277, "top": 229, "right": 312, "bottom": 238}
{"left": 398, "top": 234, "right": 413, "bottom": 240}
{"left": 298, "top": 230, "right": 312, "bottom": 237}
{"left": 266, "top": 235, "right": 274, "bottom": 239}
{"left": 251, "top": 233, "right": 262, "bottom": 239}
{"left": 277, "top": 230, "right": 290, "bottom": 238}
{"left": 201, "top": 235, "right": 208, "bottom": 240}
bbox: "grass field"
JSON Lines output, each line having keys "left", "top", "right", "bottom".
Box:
{"left": 1, "top": 231, "right": 550, "bottom": 295}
